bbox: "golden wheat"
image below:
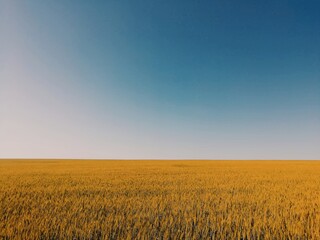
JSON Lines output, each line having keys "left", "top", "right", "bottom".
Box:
{"left": 1, "top": 160, "right": 320, "bottom": 239}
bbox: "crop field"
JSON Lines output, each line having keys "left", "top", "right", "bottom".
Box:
{"left": 1, "top": 160, "right": 320, "bottom": 239}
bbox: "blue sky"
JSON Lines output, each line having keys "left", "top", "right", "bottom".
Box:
{"left": 1, "top": 0, "right": 319, "bottom": 159}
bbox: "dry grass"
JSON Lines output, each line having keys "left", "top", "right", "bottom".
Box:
{"left": 1, "top": 160, "right": 320, "bottom": 239}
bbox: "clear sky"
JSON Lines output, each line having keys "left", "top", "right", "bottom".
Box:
{"left": 1, "top": 0, "right": 319, "bottom": 159}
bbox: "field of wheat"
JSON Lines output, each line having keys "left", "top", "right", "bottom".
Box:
{"left": 1, "top": 160, "right": 320, "bottom": 239}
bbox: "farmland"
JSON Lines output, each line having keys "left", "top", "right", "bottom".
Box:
{"left": 1, "top": 160, "right": 320, "bottom": 239}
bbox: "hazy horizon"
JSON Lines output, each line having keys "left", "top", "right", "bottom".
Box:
{"left": 1, "top": 0, "right": 319, "bottom": 159}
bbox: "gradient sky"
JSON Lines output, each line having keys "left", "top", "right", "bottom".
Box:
{"left": 1, "top": 0, "right": 319, "bottom": 159}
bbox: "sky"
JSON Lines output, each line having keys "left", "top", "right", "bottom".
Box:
{"left": 1, "top": 0, "right": 319, "bottom": 159}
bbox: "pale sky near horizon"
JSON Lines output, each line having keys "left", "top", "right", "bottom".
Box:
{"left": 1, "top": 0, "right": 319, "bottom": 159}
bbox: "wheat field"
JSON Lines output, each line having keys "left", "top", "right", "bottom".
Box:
{"left": 1, "top": 160, "right": 320, "bottom": 239}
